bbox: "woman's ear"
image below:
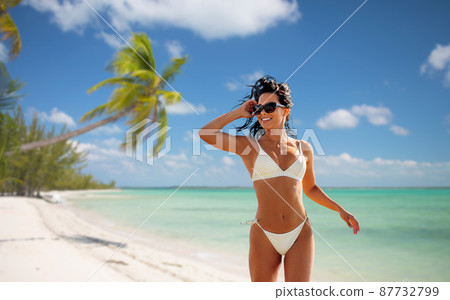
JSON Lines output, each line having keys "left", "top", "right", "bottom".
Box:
{"left": 284, "top": 108, "right": 290, "bottom": 120}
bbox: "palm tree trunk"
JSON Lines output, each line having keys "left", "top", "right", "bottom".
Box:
{"left": 4, "top": 105, "right": 135, "bottom": 156}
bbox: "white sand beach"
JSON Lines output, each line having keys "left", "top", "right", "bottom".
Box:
{"left": 0, "top": 191, "right": 249, "bottom": 282}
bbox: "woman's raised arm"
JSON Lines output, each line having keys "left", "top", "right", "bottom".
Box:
{"left": 198, "top": 99, "right": 256, "bottom": 155}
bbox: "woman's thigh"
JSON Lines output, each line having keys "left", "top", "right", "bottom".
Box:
{"left": 249, "top": 224, "right": 282, "bottom": 282}
{"left": 283, "top": 219, "right": 314, "bottom": 282}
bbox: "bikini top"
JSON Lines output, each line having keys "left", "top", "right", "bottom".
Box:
{"left": 251, "top": 136, "right": 306, "bottom": 182}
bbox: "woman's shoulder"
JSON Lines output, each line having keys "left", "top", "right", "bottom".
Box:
{"left": 298, "top": 139, "right": 313, "bottom": 151}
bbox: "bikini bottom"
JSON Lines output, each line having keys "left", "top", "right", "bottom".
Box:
{"left": 244, "top": 216, "right": 309, "bottom": 256}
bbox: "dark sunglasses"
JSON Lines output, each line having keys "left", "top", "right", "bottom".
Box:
{"left": 252, "top": 102, "right": 287, "bottom": 115}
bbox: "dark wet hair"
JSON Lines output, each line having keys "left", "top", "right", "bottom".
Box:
{"left": 233, "top": 75, "right": 296, "bottom": 139}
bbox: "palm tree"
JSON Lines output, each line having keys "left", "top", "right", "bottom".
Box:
{"left": 0, "top": 61, "right": 24, "bottom": 189}
{"left": 0, "top": 0, "right": 22, "bottom": 60}
{"left": 0, "top": 61, "right": 23, "bottom": 109}
{"left": 5, "top": 32, "right": 188, "bottom": 156}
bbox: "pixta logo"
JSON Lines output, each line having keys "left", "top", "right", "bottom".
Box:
{"left": 126, "top": 119, "right": 172, "bottom": 165}
{"left": 193, "top": 128, "right": 325, "bottom": 156}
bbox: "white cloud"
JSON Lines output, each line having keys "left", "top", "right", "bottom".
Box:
{"left": 316, "top": 109, "right": 359, "bottom": 129}
{"left": 191, "top": 151, "right": 214, "bottom": 165}
{"left": 120, "top": 160, "right": 137, "bottom": 174}
{"left": 70, "top": 140, "right": 123, "bottom": 161}
{"left": 183, "top": 130, "right": 193, "bottom": 142}
{"left": 225, "top": 82, "right": 241, "bottom": 92}
{"left": 34, "top": 107, "right": 76, "bottom": 128}
{"left": 222, "top": 156, "right": 235, "bottom": 166}
{"left": 226, "top": 70, "right": 264, "bottom": 91}
{"left": 165, "top": 40, "right": 184, "bottom": 58}
{"left": 24, "top": 0, "right": 301, "bottom": 40}
{"left": 372, "top": 157, "right": 417, "bottom": 167}
{"left": 420, "top": 43, "right": 450, "bottom": 86}
{"left": 0, "top": 42, "right": 8, "bottom": 62}
{"left": 23, "top": 0, "right": 92, "bottom": 33}
{"left": 351, "top": 104, "right": 393, "bottom": 126}
{"left": 420, "top": 64, "right": 428, "bottom": 75}
{"left": 422, "top": 43, "right": 450, "bottom": 71}
{"left": 389, "top": 125, "right": 410, "bottom": 136}
{"left": 161, "top": 152, "right": 192, "bottom": 169}
{"left": 242, "top": 71, "right": 265, "bottom": 84}
{"left": 317, "top": 104, "right": 410, "bottom": 136}
{"left": 314, "top": 153, "right": 450, "bottom": 184}
{"left": 95, "top": 31, "right": 124, "bottom": 49}
{"left": 166, "top": 101, "right": 206, "bottom": 114}
{"left": 90, "top": 124, "right": 123, "bottom": 135}
{"left": 101, "top": 137, "right": 123, "bottom": 148}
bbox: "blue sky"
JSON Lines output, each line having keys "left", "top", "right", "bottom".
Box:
{"left": 4, "top": 0, "right": 450, "bottom": 187}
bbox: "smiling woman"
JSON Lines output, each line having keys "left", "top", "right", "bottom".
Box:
{"left": 198, "top": 75, "right": 360, "bottom": 282}
{"left": 234, "top": 76, "right": 295, "bottom": 139}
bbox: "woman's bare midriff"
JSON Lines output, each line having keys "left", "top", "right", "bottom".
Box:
{"left": 252, "top": 177, "right": 307, "bottom": 233}
{"left": 239, "top": 138, "right": 308, "bottom": 233}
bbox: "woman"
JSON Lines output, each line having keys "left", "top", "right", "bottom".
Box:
{"left": 198, "top": 75, "right": 360, "bottom": 282}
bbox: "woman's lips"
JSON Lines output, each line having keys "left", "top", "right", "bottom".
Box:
{"left": 260, "top": 117, "right": 272, "bottom": 123}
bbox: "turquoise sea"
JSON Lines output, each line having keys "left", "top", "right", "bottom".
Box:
{"left": 67, "top": 187, "right": 450, "bottom": 281}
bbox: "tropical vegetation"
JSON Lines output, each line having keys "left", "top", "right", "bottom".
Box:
{"left": 1, "top": 105, "right": 115, "bottom": 197}
{"left": 8, "top": 32, "right": 188, "bottom": 157}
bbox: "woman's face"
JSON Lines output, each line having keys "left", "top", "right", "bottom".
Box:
{"left": 257, "top": 92, "right": 289, "bottom": 129}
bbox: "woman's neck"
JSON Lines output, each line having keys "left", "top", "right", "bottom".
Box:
{"left": 263, "top": 129, "right": 289, "bottom": 143}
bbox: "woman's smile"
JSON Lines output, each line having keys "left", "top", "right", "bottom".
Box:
{"left": 260, "top": 116, "right": 273, "bottom": 123}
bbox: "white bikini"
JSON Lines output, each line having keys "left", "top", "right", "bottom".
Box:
{"left": 244, "top": 136, "right": 309, "bottom": 256}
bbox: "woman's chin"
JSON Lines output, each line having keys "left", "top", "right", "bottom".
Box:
{"left": 259, "top": 123, "right": 277, "bottom": 130}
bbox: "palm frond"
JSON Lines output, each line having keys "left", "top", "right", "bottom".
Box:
{"left": 161, "top": 55, "right": 188, "bottom": 84}
{"left": 81, "top": 83, "right": 144, "bottom": 122}
{"left": 131, "top": 32, "right": 156, "bottom": 72}
{"left": 104, "top": 83, "right": 144, "bottom": 114}
{"left": 0, "top": 13, "right": 21, "bottom": 60}
{"left": 79, "top": 103, "right": 108, "bottom": 122}
{"left": 86, "top": 77, "right": 135, "bottom": 94}
{"left": 4, "top": 0, "right": 23, "bottom": 8}
{"left": 157, "top": 90, "right": 181, "bottom": 106}
{"left": 0, "top": 61, "right": 24, "bottom": 109}
{"left": 129, "top": 69, "right": 157, "bottom": 82}
{"left": 151, "top": 107, "right": 168, "bottom": 157}
{"left": 127, "top": 96, "right": 157, "bottom": 125}
{"left": 106, "top": 33, "right": 156, "bottom": 75}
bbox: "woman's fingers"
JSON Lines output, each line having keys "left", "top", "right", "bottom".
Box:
{"left": 349, "top": 217, "right": 360, "bottom": 234}
{"left": 347, "top": 219, "right": 353, "bottom": 229}
{"left": 340, "top": 210, "right": 360, "bottom": 234}
{"left": 243, "top": 100, "right": 255, "bottom": 114}
{"left": 246, "top": 100, "right": 258, "bottom": 117}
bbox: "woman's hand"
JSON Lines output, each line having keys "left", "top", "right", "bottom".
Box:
{"left": 236, "top": 99, "right": 257, "bottom": 118}
{"left": 339, "top": 208, "right": 360, "bottom": 234}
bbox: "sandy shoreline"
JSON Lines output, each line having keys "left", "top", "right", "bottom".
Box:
{"left": 0, "top": 190, "right": 249, "bottom": 282}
